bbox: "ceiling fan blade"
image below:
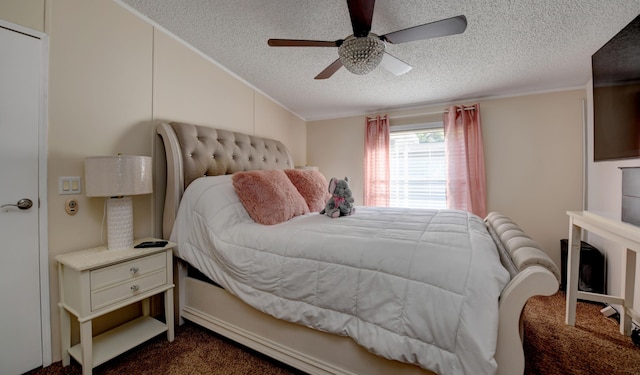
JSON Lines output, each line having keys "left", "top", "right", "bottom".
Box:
{"left": 315, "top": 59, "right": 343, "bottom": 80}
{"left": 380, "top": 52, "right": 412, "bottom": 76}
{"left": 347, "top": 0, "right": 375, "bottom": 37}
{"left": 381, "top": 15, "right": 467, "bottom": 44}
{"left": 268, "top": 39, "right": 341, "bottom": 47}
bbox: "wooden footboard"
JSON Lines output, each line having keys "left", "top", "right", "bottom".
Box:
{"left": 488, "top": 212, "right": 561, "bottom": 375}
{"left": 496, "top": 266, "right": 558, "bottom": 374}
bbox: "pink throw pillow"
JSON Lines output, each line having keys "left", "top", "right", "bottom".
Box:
{"left": 232, "top": 170, "right": 309, "bottom": 225}
{"left": 284, "top": 169, "right": 331, "bottom": 212}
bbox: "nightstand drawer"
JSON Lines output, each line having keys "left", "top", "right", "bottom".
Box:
{"left": 91, "top": 269, "right": 167, "bottom": 311}
{"left": 90, "top": 252, "right": 166, "bottom": 290}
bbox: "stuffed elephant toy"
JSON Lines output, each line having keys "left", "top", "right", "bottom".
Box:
{"left": 320, "top": 177, "right": 356, "bottom": 218}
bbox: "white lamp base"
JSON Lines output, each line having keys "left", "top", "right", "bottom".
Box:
{"left": 106, "top": 196, "right": 134, "bottom": 250}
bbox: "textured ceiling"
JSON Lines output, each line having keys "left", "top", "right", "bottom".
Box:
{"left": 120, "top": 0, "right": 640, "bottom": 121}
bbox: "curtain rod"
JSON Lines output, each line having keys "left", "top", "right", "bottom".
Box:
{"left": 443, "top": 106, "right": 476, "bottom": 114}
{"left": 385, "top": 106, "right": 476, "bottom": 120}
{"left": 367, "top": 115, "right": 389, "bottom": 122}
{"left": 387, "top": 111, "right": 441, "bottom": 120}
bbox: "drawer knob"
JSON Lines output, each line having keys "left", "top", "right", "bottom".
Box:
{"left": 130, "top": 285, "right": 140, "bottom": 292}
{"left": 130, "top": 267, "right": 139, "bottom": 274}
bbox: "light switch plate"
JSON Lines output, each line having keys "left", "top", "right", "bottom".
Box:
{"left": 59, "top": 176, "right": 81, "bottom": 195}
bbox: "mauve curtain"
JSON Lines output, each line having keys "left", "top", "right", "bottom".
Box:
{"left": 443, "top": 104, "right": 487, "bottom": 218}
{"left": 364, "top": 115, "right": 390, "bottom": 206}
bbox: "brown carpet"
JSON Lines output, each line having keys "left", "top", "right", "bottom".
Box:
{"left": 27, "top": 293, "right": 640, "bottom": 374}
{"left": 26, "top": 322, "right": 299, "bottom": 375}
{"left": 523, "top": 292, "right": 640, "bottom": 375}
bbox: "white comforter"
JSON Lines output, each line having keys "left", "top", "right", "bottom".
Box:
{"left": 171, "top": 175, "right": 510, "bottom": 375}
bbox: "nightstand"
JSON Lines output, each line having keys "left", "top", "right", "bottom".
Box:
{"left": 56, "top": 238, "right": 175, "bottom": 375}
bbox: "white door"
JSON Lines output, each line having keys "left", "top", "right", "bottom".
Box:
{"left": 0, "top": 24, "right": 45, "bottom": 374}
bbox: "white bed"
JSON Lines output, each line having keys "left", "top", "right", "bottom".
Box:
{"left": 155, "top": 121, "right": 560, "bottom": 375}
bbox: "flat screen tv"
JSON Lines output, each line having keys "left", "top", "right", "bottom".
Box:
{"left": 592, "top": 14, "right": 640, "bottom": 162}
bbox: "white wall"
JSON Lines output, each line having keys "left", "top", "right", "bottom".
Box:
{"left": 0, "top": 0, "right": 45, "bottom": 32}
{"left": 585, "top": 79, "right": 640, "bottom": 310}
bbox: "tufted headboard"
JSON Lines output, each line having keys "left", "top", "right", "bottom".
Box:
{"left": 156, "top": 122, "right": 294, "bottom": 238}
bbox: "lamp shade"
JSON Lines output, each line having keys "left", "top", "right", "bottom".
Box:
{"left": 85, "top": 155, "right": 152, "bottom": 197}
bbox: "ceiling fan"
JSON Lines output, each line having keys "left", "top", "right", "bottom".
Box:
{"left": 267, "top": 0, "right": 467, "bottom": 80}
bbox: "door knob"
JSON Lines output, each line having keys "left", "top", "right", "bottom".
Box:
{"left": 1, "top": 198, "right": 33, "bottom": 210}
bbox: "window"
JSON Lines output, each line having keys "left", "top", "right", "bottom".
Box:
{"left": 389, "top": 123, "right": 446, "bottom": 209}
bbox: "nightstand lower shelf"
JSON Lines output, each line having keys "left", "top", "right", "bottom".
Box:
{"left": 68, "top": 316, "right": 167, "bottom": 368}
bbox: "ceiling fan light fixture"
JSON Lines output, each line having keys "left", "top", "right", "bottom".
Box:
{"left": 338, "top": 35, "right": 385, "bottom": 75}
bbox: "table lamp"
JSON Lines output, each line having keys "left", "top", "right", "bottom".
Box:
{"left": 84, "top": 155, "right": 152, "bottom": 250}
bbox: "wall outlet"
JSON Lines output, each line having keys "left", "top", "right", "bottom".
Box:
{"left": 65, "top": 198, "right": 78, "bottom": 215}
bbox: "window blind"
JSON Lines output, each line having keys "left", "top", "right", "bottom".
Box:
{"left": 389, "top": 126, "right": 446, "bottom": 209}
